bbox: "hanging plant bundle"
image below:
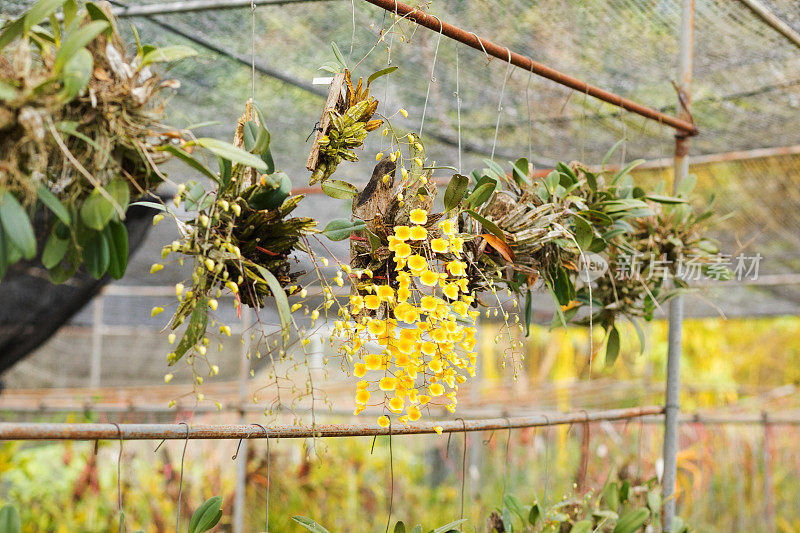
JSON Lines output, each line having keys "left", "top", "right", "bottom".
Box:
{"left": 445, "top": 154, "right": 729, "bottom": 361}
{"left": 306, "top": 67, "right": 392, "bottom": 186}
{"left": 0, "top": 0, "right": 197, "bottom": 281}
{"left": 327, "top": 135, "right": 491, "bottom": 427}
{"left": 153, "top": 102, "right": 315, "bottom": 370}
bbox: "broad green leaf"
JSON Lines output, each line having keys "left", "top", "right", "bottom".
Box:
{"left": 82, "top": 229, "right": 109, "bottom": 279}
{"left": 254, "top": 265, "right": 291, "bottom": 350}
{"left": 0, "top": 18, "right": 25, "bottom": 51}
{"left": 572, "top": 216, "right": 593, "bottom": 250}
{"left": 571, "top": 520, "right": 592, "bottom": 533}
{"left": 467, "top": 181, "right": 496, "bottom": 208}
{"left": 129, "top": 201, "right": 167, "bottom": 212}
{"left": 611, "top": 159, "right": 645, "bottom": 185}
{"left": 42, "top": 231, "right": 69, "bottom": 269}
{"left": 556, "top": 161, "right": 578, "bottom": 185}
{"left": 330, "top": 41, "right": 347, "bottom": 70}
{"left": 524, "top": 289, "right": 532, "bottom": 337}
{"left": 676, "top": 173, "right": 697, "bottom": 198}
{"left": 249, "top": 173, "right": 291, "bottom": 211}
{"left": 601, "top": 139, "right": 625, "bottom": 171}
{"left": 605, "top": 325, "right": 620, "bottom": 366}
{"left": 552, "top": 265, "right": 574, "bottom": 306}
{"left": 24, "top": 0, "right": 67, "bottom": 33}
{"left": 0, "top": 81, "right": 19, "bottom": 101}
{"left": 49, "top": 260, "right": 78, "bottom": 284}
{"left": 646, "top": 194, "right": 685, "bottom": 205}
{"left": 37, "top": 185, "right": 71, "bottom": 225}
{"left": 394, "top": 522, "right": 406, "bottom": 533}
{"left": 511, "top": 157, "right": 529, "bottom": 186}
{"left": 431, "top": 520, "right": 467, "bottom": 533}
{"left": 84, "top": 2, "right": 113, "bottom": 33}
{"left": 367, "top": 65, "right": 398, "bottom": 85}
{"left": 0, "top": 225, "right": 9, "bottom": 279}
{"left": 601, "top": 481, "right": 620, "bottom": 511}
{"left": 292, "top": 515, "right": 331, "bottom": 533}
{"left": 630, "top": 317, "right": 646, "bottom": 353}
{"left": 612, "top": 508, "right": 649, "bottom": 533}
{"left": 218, "top": 156, "right": 232, "bottom": 188}
{"left": 365, "top": 228, "right": 382, "bottom": 252}
{"left": 243, "top": 120, "right": 270, "bottom": 156}
{"left": 321, "top": 218, "right": 365, "bottom": 241}
{"left": 61, "top": 46, "right": 93, "bottom": 100}
{"left": 528, "top": 500, "right": 543, "bottom": 525}
{"left": 443, "top": 173, "right": 469, "bottom": 211}
{"left": 0, "top": 504, "right": 21, "bottom": 533}
{"left": 104, "top": 220, "right": 128, "bottom": 279}
{"left": 646, "top": 490, "right": 661, "bottom": 513}
{"left": 188, "top": 496, "right": 224, "bottom": 533}
{"left": 80, "top": 179, "right": 129, "bottom": 230}
{"left": 54, "top": 20, "right": 108, "bottom": 72}
{"left": 170, "top": 298, "right": 208, "bottom": 364}
{"left": 157, "top": 145, "right": 219, "bottom": 183}
{"left": 62, "top": 0, "right": 78, "bottom": 26}
{"left": 0, "top": 191, "right": 36, "bottom": 260}
{"left": 140, "top": 45, "right": 197, "bottom": 66}
{"left": 465, "top": 209, "right": 504, "bottom": 242}
{"left": 189, "top": 138, "right": 267, "bottom": 172}
{"left": 321, "top": 179, "right": 358, "bottom": 200}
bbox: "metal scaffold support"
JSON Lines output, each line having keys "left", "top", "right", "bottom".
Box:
{"left": 663, "top": 0, "right": 695, "bottom": 529}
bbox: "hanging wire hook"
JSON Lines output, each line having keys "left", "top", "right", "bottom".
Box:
{"left": 384, "top": 419, "right": 394, "bottom": 533}
{"left": 455, "top": 418, "right": 468, "bottom": 530}
{"left": 175, "top": 421, "right": 190, "bottom": 533}
{"left": 524, "top": 54, "right": 535, "bottom": 167}
{"left": 490, "top": 47, "right": 514, "bottom": 162}
{"left": 253, "top": 423, "right": 270, "bottom": 533}
{"left": 454, "top": 44, "right": 462, "bottom": 174}
{"left": 541, "top": 414, "right": 551, "bottom": 505}
{"left": 232, "top": 427, "right": 254, "bottom": 460}
{"left": 501, "top": 416, "right": 512, "bottom": 505}
{"left": 468, "top": 32, "right": 491, "bottom": 65}
{"left": 419, "top": 15, "right": 444, "bottom": 136}
{"left": 111, "top": 423, "right": 124, "bottom": 533}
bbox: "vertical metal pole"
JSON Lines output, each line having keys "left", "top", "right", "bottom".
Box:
{"left": 233, "top": 307, "right": 252, "bottom": 533}
{"left": 762, "top": 412, "right": 776, "bottom": 532}
{"left": 663, "top": 1, "right": 694, "bottom": 529}
{"left": 89, "top": 296, "right": 103, "bottom": 388}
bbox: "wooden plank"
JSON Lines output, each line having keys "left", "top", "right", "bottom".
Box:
{"left": 306, "top": 72, "right": 346, "bottom": 172}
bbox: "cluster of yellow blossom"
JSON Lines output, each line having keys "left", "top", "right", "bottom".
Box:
{"left": 333, "top": 208, "right": 481, "bottom": 427}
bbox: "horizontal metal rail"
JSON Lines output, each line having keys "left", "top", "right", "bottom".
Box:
{"left": 362, "top": 0, "right": 697, "bottom": 135}
{"left": 0, "top": 406, "right": 662, "bottom": 441}
{"left": 108, "top": 0, "right": 341, "bottom": 18}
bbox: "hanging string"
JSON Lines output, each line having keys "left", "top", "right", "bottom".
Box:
{"left": 112, "top": 423, "right": 124, "bottom": 533}
{"left": 384, "top": 424, "right": 394, "bottom": 533}
{"left": 525, "top": 59, "right": 535, "bottom": 168}
{"left": 455, "top": 418, "right": 468, "bottom": 530}
{"left": 418, "top": 15, "right": 443, "bottom": 136}
{"left": 175, "top": 422, "right": 190, "bottom": 533}
{"left": 250, "top": 0, "right": 256, "bottom": 103}
{"left": 349, "top": 0, "right": 356, "bottom": 56}
{"left": 501, "top": 417, "right": 512, "bottom": 505}
{"left": 542, "top": 415, "right": 550, "bottom": 505}
{"left": 490, "top": 48, "right": 514, "bottom": 162}
{"left": 254, "top": 423, "right": 270, "bottom": 532}
{"left": 455, "top": 45, "right": 462, "bottom": 174}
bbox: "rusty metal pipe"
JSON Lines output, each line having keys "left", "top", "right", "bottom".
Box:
{"left": 363, "top": 0, "right": 697, "bottom": 136}
{"left": 0, "top": 406, "right": 662, "bottom": 441}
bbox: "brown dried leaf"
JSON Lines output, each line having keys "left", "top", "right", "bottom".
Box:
{"left": 482, "top": 233, "right": 515, "bottom": 262}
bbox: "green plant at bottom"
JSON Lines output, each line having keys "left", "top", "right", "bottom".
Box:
{"left": 292, "top": 515, "right": 466, "bottom": 533}
{"left": 487, "top": 477, "right": 689, "bottom": 533}
{"left": 0, "top": 497, "right": 223, "bottom": 533}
